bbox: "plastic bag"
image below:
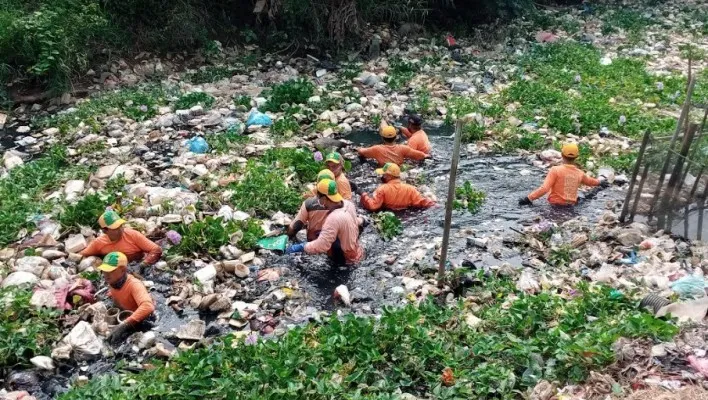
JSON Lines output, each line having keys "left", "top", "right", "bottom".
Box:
{"left": 257, "top": 235, "right": 288, "bottom": 252}
{"left": 246, "top": 110, "right": 272, "bottom": 127}
{"left": 187, "top": 137, "right": 209, "bottom": 154}
{"left": 51, "top": 321, "right": 103, "bottom": 360}
{"left": 670, "top": 275, "right": 706, "bottom": 299}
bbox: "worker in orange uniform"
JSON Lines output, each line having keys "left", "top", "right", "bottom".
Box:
{"left": 360, "top": 163, "right": 436, "bottom": 211}
{"left": 292, "top": 169, "right": 340, "bottom": 241}
{"left": 357, "top": 125, "right": 428, "bottom": 166}
{"left": 397, "top": 114, "right": 430, "bottom": 154}
{"left": 286, "top": 179, "right": 364, "bottom": 265}
{"left": 306, "top": 153, "right": 353, "bottom": 200}
{"left": 519, "top": 143, "right": 608, "bottom": 206}
{"left": 80, "top": 210, "right": 162, "bottom": 273}
{"left": 99, "top": 252, "right": 155, "bottom": 345}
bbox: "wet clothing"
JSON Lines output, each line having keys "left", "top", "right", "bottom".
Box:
{"left": 305, "top": 200, "right": 364, "bottom": 264}
{"left": 293, "top": 197, "right": 331, "bottom": 241}
{"left": 401, "top": 127, "right": 431, "bottom": 154}
{"left": 308, "top": 174, "right": 352, "bottom": 200}
{"left": 358, "top": 144, "right": 426, "bottom": 166}
{"left": 360, "top": 179, "right": 435, "bottom": 211}
{"left": 528, "top": 164, "right": 600, "bottom": 206}
{"left": 80, "top": 228, "right": 162, "bottom": 264}
{"left": 108, "top": 275, "right": 155, "bottom": 325}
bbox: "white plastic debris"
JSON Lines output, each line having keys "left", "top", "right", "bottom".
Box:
{"left": 51, "top": 321, "right": 103, "bottom": 360}
{"left": 334, "top": 285, "right": 351, "bottom": 306}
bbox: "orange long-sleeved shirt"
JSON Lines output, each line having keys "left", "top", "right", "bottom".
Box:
{"left": 357, "top": 144, "right": 427, "bottom": 166}
{"left": 293, "top": 197, "right": 331, "bottom": 241}
{"left": 528, "top": 164, "right": 600, "bottom": 205}
{"left": 307, "top": 174, "right": 352, "bottom": 200}
{"left": 109, "top": 275, "right": 155, "bottom": 325}
{"left": 360, "top": 179, "right": 435, "bottom": 211}
{"left": 401, "top": 127, "right": 431, "bottom": 154}
{"left": 305, "top": 200, "right": 364, "bottom": 264}
{"left": 80, "top": 228, "right": 162, "bottom": 264}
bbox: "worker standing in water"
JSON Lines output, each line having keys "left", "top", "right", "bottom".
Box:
{"left": 391, "top": 114, "right": 430, "bottom": 155}
{"left": 360, "top": 163, "right": 436, "bottom": 211}
{"left": 519, "top": 143, "right": 608, "bottom": 206}
{"left": 286, "top": 179, "right": 364, "bottom": 265}
{"left": 80, "top": 210, "right": 162, "bottom": 274}
{"left": 99, "top": 252, "right": 155, "bottom": 344}
{"left": 357, "top": 125, "right": 428, "bottom": 166}
{"left": 292, "top": 169, "right": 340, "bottom": 241}
{"left": 305, "top": 152, "right": 353, "bottom": 200}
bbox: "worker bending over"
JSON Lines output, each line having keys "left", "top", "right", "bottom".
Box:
{"left": 397, "top": 114, "right": 430, "bottom": 154}
{"left": 99, "top": 252, "right": 155, "bottom": 344}
{"left": 80, "top": 211, "right": 162, "bottom": 271}
{"left": 357, "top": 125, "right": 427, "bottom": 166}
{"left": 519, "top": 143, "right": 608, "bottom": 206}
{"left": 361, "top": 163, "right": 435, "bottom": 211}
{"left": 292, "top": 169, "right": 340, "bottom": 241}
{"left": 286, "top": 179, "right": 364, "bottom": 265}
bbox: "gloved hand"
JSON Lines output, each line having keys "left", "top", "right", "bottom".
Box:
{"left": 599, "top": 180, "right": 610, "bottom": 189}
{"left": 107, "top": 322, "right": 133, "bottom": 345}
{"left": 518, "top": 196, "right": 532, "bottom": 206}
{"left": 285, "top": 243, "right": 306, "bottom": 254}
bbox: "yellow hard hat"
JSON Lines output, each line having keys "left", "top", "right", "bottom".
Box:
{"left": 561, "top": 143, "right": 579, "bottom": 159}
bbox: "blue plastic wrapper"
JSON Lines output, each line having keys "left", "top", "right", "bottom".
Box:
{"left": 670, "top": 275, "right": 706, "bottom": 299}
{"left": 187, "top": 136, "right": 209, "bottom": 153}
{"left": 246, "top": 110, "right": 273, "bottom": 127}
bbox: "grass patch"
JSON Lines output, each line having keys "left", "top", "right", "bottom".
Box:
{"left": 453, "top": 181, "right": 486, "bottom": 213}
{"left": 61, "top": 280, "right": 677, "bottom": 399}
{"left": 169, "top": 216, "right": 264, "bottom": 256}
{"left": 597, "top": 151, "right": 638, "bottom": 173}
{"left": 374, "top": 212, "right": 402, "bottom": 241}
{"left": 174, "top": 92, "right": 215, "bottom": 110}
{"left": 0, "top": 147, "right": 90, "bottom": 246}
{"left": 262, "top": 78, "right": 315, "bottom": 112}
{"left": 501, "top": 131, "right": 547, "bottom": 152}
{"left": 1, "top": 287, "right": 61, "bottom": 371}
{"left": 188, "top": 66, "right": 236, "bottom": 84}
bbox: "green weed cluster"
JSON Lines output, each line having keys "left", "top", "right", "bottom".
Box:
{"left": 454, "top": 181, "right": 485, "bottom": 213}
{"left": 174, "top": 92, "right": 215, "bottom": 110}
{"left": 374, "top": 212, "right": 402, "bottom": 240}
{"left": 0, "top": 287, "right": 61, "bottom": 371}
{"left": 262, "top": 79, "right": 315, "bottom": 112}
{"left": 206, "top": 125, "right": 249, "bottom": 153}
{"left": 61, "top": 280, "right": 677, "bottom": 399}
{"left": 387, "top": 58, "right": 419, "bottom": 90}
{"left": 270, "top": 114, "right": 300, "bottom": 136}
{"left": 188, "top": 66, "right": 236, "bottom": 84}
{"left": 169, "top": 216, "right": 264, "bottom": 256}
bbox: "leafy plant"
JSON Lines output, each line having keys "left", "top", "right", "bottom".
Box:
{"left": 374, "top": 212, "right": 402, "bottom": 240}
{"left": 262, "top": 78, "right": 315, "bottom": 112}
{"left": 58, "top": 193, "right": 110, "bottom": 231}
{"left": 453, "top": 181, "right": 486, "bottom": 213}
{"left": 174, "top": 92, "right": 215, "bottom": 110}
{"left": 61, "top": 280, "right": 678, "bottom": 400}
{"left": 270, "top": 114, "right": 300, "bottom": 136}
{"left": 206, "top": 125, "right": 249, "bottom": 153}
{"left": 234, "top": 95, "right": 252, "bottom": 108}
{"left": 169, "top": 216, "right": 264, "bottom": 256}
{"left": 548, "top": 244, "right": 574, "bottom": 268}
{"left": 189, "top": 66, "right": 235, "bottom": 84}
{"left": 461, "top": 122, "right": 485, "bottom": 143}
{"left": 410, "top": 88, "right": 433, "bottom": 116}
{"left": 230, "top": 163, "right": 302, "bottom": 216}
{"left": 387, "top": 57, "right": 419, "bottom": 90}
{"left": 0, "top": 287, "right": 61, "bottom": 371}
{"left": 261, "top": 147, "right": 321, "bottom": 182}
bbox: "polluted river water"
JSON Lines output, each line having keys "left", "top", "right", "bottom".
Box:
{"left": 10, "top": 126, "right": 626, "bottom": 399}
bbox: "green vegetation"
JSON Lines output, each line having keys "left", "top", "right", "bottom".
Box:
{"left": 387, "top": 58, "right": 419, "bottom": 90}
{"left": 206, "top": 126, "right": 249, "bottom": 153}
{"left": 410, "top": 88, "right": 434, "bottom": 116}
{"left": 234, "top": 95, "right": 252, "bottom": 108}
{"left": 174, "top": 92, "right": 215, "bottom": 110}
{"left": 601, "top": 9, "right": 654, "bottom": 38}
{"left": 61, "top": 278, "right": 677, "bottom": 400}
{"left": 39, "top": 86, "right": 171, "bottom": 134}
{"left": 230, "top": 164, "right": 302, "bottom": 216}
{"left": 261, "top": 148, "right": 321, "bottom": 183}
{"left": 188, "top": 66, "right": 235, "bottom": 84}
{"left": 58, "top": 193, "right": 108, "bottom": 231}
{"left": 1, "top": 287, "right": 61, "bottom": 371}
{"left": 0, "top": 147, "right": 91, "bottom": 246}
{"left": 270, "top": 114, "right": 300, "bottom": 136}
{"left": 462, "top": 122, "right": 485, "bottom": 143}
{"left": 501, "top": 131, "right": 547, "bottom": 152}
{"left": 374, "top": 212, "right": 402, "bottom": 240}
{"left": 454, "top": 181, "right": 486, "bottom": 213}
{"left": 548, "top": 244, "right": 575, "bottom": 268}
{"left": 169, "top": 216, "right": 264, "bottom": 256}
{"left": 262, "top": 79, "right": 315, "bottom": 112}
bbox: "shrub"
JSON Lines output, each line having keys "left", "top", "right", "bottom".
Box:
{"left": 262, "top": 79, "right": 315, "bottom": 112}
{"left": 206, "top": 126, "right": 249, "bottom": 154}
{"left": 462, "top": 122, "right": 485, "bottom": 142}
{"left": 270, "top": 114, "right": 300, "bottom": 136}
{"left": 261, "top": 148, "right": 321, "bottom": 182}
{"left": 230, "top": 163, "right": 302, "bottom": 216}
{"left": 58, "top": 193, "right": 110, "bottom": 231}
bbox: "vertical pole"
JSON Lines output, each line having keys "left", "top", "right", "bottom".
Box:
{"left": 619, "top": 130, "right": 651, "bottom": 222}
{"left": 648, "top": 77, "right": 696, "bottom": 219}
{"left": 658, "top": 123, "right": 698, "bottom": 231}
{"left": 698, "top": 179, "right": 708, "bottom": 241}
{"left": 438, "top": 119, "right": 463, "bottom": 285}
{"left": 630, "top": 162, "right": 651, "bottom": 222}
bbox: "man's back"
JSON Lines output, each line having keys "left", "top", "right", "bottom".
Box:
{"left": 358, "top": 144, "right": 426, "bottom": 166}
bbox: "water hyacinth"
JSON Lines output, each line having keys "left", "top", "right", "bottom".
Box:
{"left": 313, "top": 151, "right": 323, "bottom": 162}
{"left": 166, "top": 230, "right": 182, "bottom": 245}
{"left": 245, "top": 333, "right": 258, "bottom": 346}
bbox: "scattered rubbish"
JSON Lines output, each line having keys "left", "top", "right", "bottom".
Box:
{"left": 51, "top": 321, "right": 104, "bottom": 361}
{"left": 334, "top": 285, "right": 351, "bottom": 306}
{"left": 246, "top": 109, "right": 272, "bottom": 127}
{"left": 257, "top": 235, "right": 288, "bottom": 252}
{"left": 655, "top": 297, "right": 708, "bottom": 323}
{"left": 187, "top": 137, "right": 209, "bottom": 154}
{"left": 670, "top": 275, "right": 706, "bottom": 300}
{"left": 176, "top": 320, "right": 206, "bottom": 341}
